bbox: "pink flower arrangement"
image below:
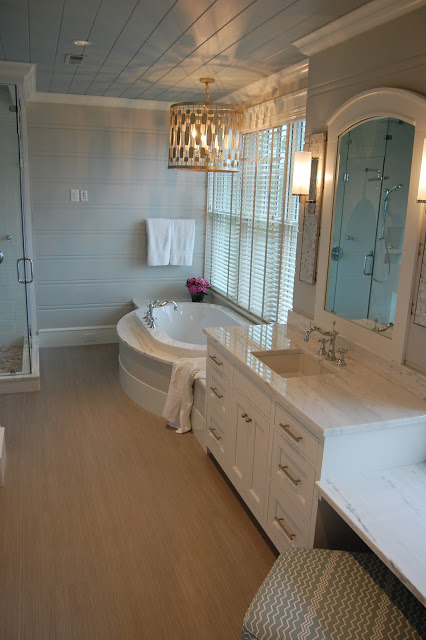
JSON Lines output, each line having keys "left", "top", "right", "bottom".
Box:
{"left": 186, "top": 277, "right": 211, "bottom": 294}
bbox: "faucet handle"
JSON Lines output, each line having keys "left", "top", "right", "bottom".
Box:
{"left": 317, "top": 338, "right": 329, "bottom": 356}
{"left": 336, "top": 348, "right": 348, "bottom": 367}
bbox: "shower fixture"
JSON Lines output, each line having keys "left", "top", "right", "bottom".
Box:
{"left": 379, "top": 184, "right": 402, "bottom": 239}
{"left": 373, "top": 183, "right": 402, "bottom": 284}
{"left": 365, "top": 168, "right": 389, "bottom": 182}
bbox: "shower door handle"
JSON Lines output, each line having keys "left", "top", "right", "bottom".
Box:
{"left": 17, "top": 257, "right": 34, "bottom": 283}
{"left": 363, "top": 251, "right": 374, "bottom": 276}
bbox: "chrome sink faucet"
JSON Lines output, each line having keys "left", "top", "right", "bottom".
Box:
{"left": 143, "top": 299, "right": 177, "bottom": 329}
{"left": 304, "top": 321, "right": 339, "bottom": 361}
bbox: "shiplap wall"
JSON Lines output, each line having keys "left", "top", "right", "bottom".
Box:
{"left": 27, "top": 101, "right": 206, "bottom": 343}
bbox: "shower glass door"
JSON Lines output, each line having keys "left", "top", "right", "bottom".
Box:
{"left": 326, "top": 117, "right": 414, "bottom": 335}
{"left": 0, "top": 83, "right": 31, "bottom": 376}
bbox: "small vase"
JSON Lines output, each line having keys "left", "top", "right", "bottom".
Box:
{"left": 191, "top": 292, "right": 205, "bottom": 303}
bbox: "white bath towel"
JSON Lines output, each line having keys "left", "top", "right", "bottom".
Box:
{"left": 170, "top": 219, "right": 195, "bottom": 266}
{"left": 163, "top": 357, "right": 206, "bottom": 434}
{"left": 145, "top": 218, "right": 171, "bottom": 266}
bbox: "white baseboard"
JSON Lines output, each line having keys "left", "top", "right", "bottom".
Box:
{"left": 38, "top": 326, "right": 118, "bottom": 348}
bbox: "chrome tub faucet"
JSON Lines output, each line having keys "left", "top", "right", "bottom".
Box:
{"left": 304, "top": 321, "right": 339, "bottom": 361}
{"left": 143, "top": 299, "right": 178, "bottom": 329}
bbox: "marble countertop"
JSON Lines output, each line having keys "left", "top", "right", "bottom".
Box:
{"left": 317, "top": 464, "right": 426, "bottom": 605}
{"left": 203, "top": 323, "right": 426, "bottom": 438}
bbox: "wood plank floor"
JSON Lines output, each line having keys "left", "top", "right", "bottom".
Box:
{"left": 0, "top": 345, "right": 277, "bottom": 640}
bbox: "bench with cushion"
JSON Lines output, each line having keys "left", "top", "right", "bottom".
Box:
{"left": 242, "top": 548, "right": 425, "bottom": 639}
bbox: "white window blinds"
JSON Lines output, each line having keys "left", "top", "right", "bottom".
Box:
{"left": 205, "top": 118, "right": 305, "bottom": 323}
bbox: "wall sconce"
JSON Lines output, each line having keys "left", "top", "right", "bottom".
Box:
{"left": 292, "top": 151, "right": 312, "bottom": 196}
{"left": 417, "top": 138, "right": 426, "bottom": 203}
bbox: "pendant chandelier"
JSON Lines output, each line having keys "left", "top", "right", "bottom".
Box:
{"left": 168, "top": 78, "right": 244, "bottom": 172}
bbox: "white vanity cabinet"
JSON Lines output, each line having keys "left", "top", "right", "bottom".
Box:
{"left": 205, "top": 343, "right": 233, "bottom": 467}
{"left": 205, "top": 340, "right": 320, "bottom": 548}
{"left": 265, "top": 403, "right": 319, "bottom": 552}
{"left": 204, "top": 324, "right": 426, "bottom": 604}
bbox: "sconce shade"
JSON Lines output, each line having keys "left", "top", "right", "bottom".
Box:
{"left": 417, "top": 138, "right": 426, "bottom": 202}
{"left": 168, "top": 78, "right": 243, "bottom": 172}
{"left": 292, "top": 151, "right": 312, "bottom": 195}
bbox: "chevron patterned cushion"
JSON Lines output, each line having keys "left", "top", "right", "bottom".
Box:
{"left": 242, "top": 548, "right": 426, "bottom": 639}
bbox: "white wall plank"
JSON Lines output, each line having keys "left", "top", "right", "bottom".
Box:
{"left": 28, "top": 102, "right": 207, "bottom": 332}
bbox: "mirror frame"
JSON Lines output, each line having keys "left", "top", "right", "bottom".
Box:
{"left": 314, "top": 88, "right": 426, "bottom": 364}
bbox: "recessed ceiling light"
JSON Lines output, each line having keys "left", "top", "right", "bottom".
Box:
{"left": 73, "top": 40, "right": 91, "bottom": 46}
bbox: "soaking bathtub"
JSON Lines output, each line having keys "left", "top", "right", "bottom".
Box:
{"left": 117, "top": 301, "right": 249, "bottom": 448}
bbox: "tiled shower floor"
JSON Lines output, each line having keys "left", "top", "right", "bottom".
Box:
{"left": 0, "top": 345, "right": 24, "bottom": 374}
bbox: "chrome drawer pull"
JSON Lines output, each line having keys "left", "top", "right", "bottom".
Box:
{"left": 279, "top": 423, "right": 302, "bottom": 442}
{"left": 274, "top": 517, "right": 296, "bottom": 540}
{"left": 209, "top": 355, "right": 223, "bottom": 366}
{"left": 210, "top": 387, "right": 223, "bottom": 399}
{"left": 209, "top": 427, "right": 222, "bottom": 442}
{"left": 278, "top": 464, "right": 300, "bottom": 486}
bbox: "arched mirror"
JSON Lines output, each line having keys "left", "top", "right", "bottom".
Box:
{"left": 315, "top": 88, "right": 426, "bottom": 364}
{"left": 326, "top": 117, "right": 415, "bottom": 338}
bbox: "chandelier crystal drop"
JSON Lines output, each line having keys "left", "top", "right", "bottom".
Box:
{"left": 168, "top": 78, "right": 244, "bottom": 172}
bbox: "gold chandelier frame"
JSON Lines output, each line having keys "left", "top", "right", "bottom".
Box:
{"left": 168, "top": 78, "right": 244, "bottom": 172}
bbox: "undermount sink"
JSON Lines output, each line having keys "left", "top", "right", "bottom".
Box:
{"left": 252, "top": 349, "right": 330, "bottom": 379}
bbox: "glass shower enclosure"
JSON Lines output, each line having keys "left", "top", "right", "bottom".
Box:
{"left": 0, "top": 83, "right": 33, "bottom": 377}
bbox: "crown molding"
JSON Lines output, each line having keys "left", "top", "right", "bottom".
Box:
{"left": 242, "top": 88, "right": 307, "bottom": 133}
{"left": 0, "top": 61, "right": 36, "bottom": 102}
{"left": 221, "top": 61, "right": 309, "bottom": 104}
{"left": 293, "top": 0, "right": 426, "bottom": 57}
{"left": 29, "top": 91, "right": 170, "bottom": 111}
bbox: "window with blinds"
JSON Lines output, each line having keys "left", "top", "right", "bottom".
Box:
{"left": 205, "top": 118, "right": 306, "bottom": 323}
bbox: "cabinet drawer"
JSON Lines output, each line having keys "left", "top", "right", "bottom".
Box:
{"left": 271, "top": 429, "right": 315, "bottom": 521}
{"left": 233, "top": 367, "right": 271, "bottom": 419}
{"left": 207, "top": 344, "right": 233, "bottom": 380}
{"left": 274, "top": 403, "right": 318, "bottom": 464}
{"left": 206, "top": 369, "right": 229, "bottom": 418}
{"left": 206, "top": 407, "right": 227, "bottom": 468}
{"left": 266, "top": 479, "right": 310, "bottom": 552}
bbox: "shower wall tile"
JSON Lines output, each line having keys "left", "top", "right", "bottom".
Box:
{"left": 28, "top": 101, "right": 207, "bottom": 332}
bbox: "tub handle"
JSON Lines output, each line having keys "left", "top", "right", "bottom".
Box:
{"left": 209, "top": 355, "right": 223, "bottom": 366}
{"left": 209, "top": 427, "right": 222, "bottom": 442}
{"left": 210, "top": 387, "right": 223, "bottom": 399}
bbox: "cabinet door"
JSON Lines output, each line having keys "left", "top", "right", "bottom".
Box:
{"left": 245, "top": 404, "right": 270, "bottom": 523}
{"left": 230, "top": 389, "right": 270, "bottom": 523}
{"left": 229, "top": 389, "right": 250, "bottom": 492}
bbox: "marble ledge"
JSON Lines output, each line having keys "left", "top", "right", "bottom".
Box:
{"left": 117, "top": 311, "right": 178, "bottom": 365}
{"left": 317, "top": 464, "right": 426, "bottom": 606}
{"left": 204, "top": 323, "right": 426, "bottom": 438}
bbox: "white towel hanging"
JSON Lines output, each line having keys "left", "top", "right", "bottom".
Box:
{"left": 145, "top": 218, "right": 171, "bottom": 266}
{"left": 170, "top": 219, "right": 195, "bottom": 266}
{"left": 163, "top": 357, "right": 206, "bottom": 433}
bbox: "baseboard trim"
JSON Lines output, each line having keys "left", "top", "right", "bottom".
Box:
{"left": 38, "top": 326, "right": 118, "bottom": 348}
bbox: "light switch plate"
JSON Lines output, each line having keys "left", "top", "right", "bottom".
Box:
{"left": 80, "top": 189, "right": 88, "bottom": 202}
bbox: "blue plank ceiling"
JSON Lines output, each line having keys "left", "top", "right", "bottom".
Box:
{"left": 0, "top": 0, "right": 371, "bottom": 100}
